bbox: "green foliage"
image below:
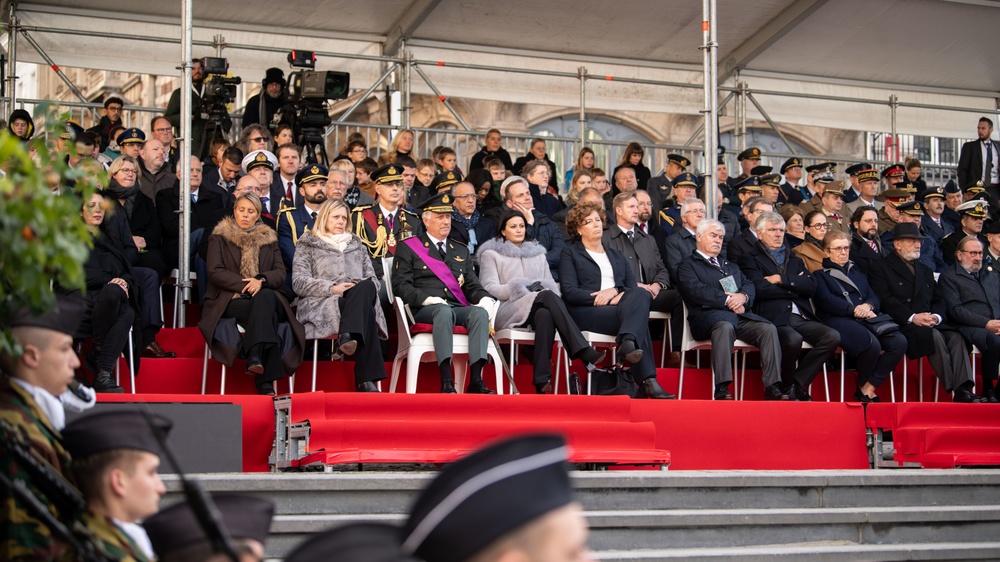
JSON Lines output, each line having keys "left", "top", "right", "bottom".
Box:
{"left": 0, "top": 104, "right": 104, "bottom": 356}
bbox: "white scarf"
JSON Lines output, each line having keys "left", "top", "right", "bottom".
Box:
{"left": 317, "top": 232, "right": 354, "bottom": 253}
{"left": 11, "top": 377, "right": 65, "bottom": 431}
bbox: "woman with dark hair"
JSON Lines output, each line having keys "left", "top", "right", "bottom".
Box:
{"left": 611, "top": 142, "right": 651, "bottom": 192}
{"left": 512, "top": 138, "right": 559, "bottom": 191}
{"left": 293, "top": 199, "right": 387, "bottom": 392}
{"left": 477, "top": 209, "right": 605, "bottom": 394}
{"left": 793, "top": 210, "right": 829, "bottom": 272}
{"left": 200, "top": 191, "right": 305, "bottom": 395}
{"left": 7, "top": 108, "right": 34, "bottom": 140}
{"left": 904, "top": 157, "right": 927, "bottom": 192}
{"left": 466, "top": 168, "right": 501, "bottom": 217}
{"left": 558, "top": 202, "right": 672, "bottom": 398}
{"left": 273, "top": 124, "right": 294, "bottom": 148}
{"left": 813, "top": 230, "right": 906, "bottom": 403}
{"left": 564, "top": 147, "right": 595, "bottom": 189}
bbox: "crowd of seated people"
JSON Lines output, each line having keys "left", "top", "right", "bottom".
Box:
{"left": 26, "top": 107, "right": 1000, "bottom": 402}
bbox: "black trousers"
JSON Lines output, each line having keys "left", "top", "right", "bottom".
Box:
{"left": 338, "top": 281, "right": 386, "bottom": 385}
{"left": 224, "top": 288, "right": 286, "bottom": 386}
{"left": 524, "top": 290, "right": 590, "bottom": 385}
{"left": 569, "top": 287, "right": 656, "bottom": 381}
{"left": 133, "top": 266, "right": 163, "bottom": 348}
{"left": 650, "top": 288, "right": 684, "bottom": 352}
{"left": 777, "top": 315, "right": 840, "bottom": 387}
{"left": 89, "top": 284, "right": 136, "bottom": 372}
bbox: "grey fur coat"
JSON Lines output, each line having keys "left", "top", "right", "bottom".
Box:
{"left": 476, "top": 237, "right": 561, "bottom": 329}
{"left": 292, "top": 232, "right": 387, "bottom": 340}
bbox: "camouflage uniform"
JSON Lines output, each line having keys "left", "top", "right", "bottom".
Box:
{"left": 81, "top": 511, "right": 151, "bottom": 562}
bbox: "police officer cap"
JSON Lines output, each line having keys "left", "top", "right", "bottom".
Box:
{"left": 779, "top": 157, "right": 802, "bottom": 174}
{"left": 895, "top": 200, "right": 924, "bottom": 216}
{"left": 7, "top": 293, "right": 86, "bottom": 336}
{"left": 919, "top": 186, "right": 946, "bottom": 201}
{"left": 750, "top": 165, "right": 773, "bottom": 176}
{"left": 667, "top": 153, "right": 691, "bottom": 169}
{"left": 957, "top": 200, "right": 989, "bottom": 218}
{"left": 419, "top": 191, "right": 455, "bottom": 214}
{"left": 944, "top": 179, "right": 961, "bottom": 194}
{"left": 286, "top": 523, "right": 416, "bottom": 562}
{"left": 143, "top": 494, "right": 275, "bottom": 559}
{"left": 241, "top": 150, "right": 278, "bottom": 175}
{"left": 62, "top": 410, "right": 172, "bottom": 459}
{"left": 737, "top": 147, "right": 762, "bottom": 161}
{"left": 429, "top": 170, "right": 462, "bottom": 192}
{"left": 295, "top": 163, "right": 329, "bottom": 187}
{"left": 59, "top": 120, "right": 85, "bottom": 141}
{"left": 672, "top": 172, "right": 698, "bottom": 189}
{"left": 735, "top": 175, "right": 762, "bottom": 192}
{"left": 845, "top": 163, "right": 873, "bottom": 176}
{"left": 263, "top": 67, "right": 286, "bottom": 87}
{"left": 116, "top": 127, "right": 146, "bottom": 146}
{"left": 372, "top": 164, "right": 405, "bottom": 185}
{"left": 402, "top": 434, "right": 573, "bottom": 562}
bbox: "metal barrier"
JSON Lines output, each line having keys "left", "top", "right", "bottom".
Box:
{"left": 12, "top": 97, "right": 166, "bottom": 140}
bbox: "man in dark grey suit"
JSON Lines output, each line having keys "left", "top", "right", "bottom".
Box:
{"left": 957, "top": 117, "right": 1000, "bottom": 201}
{"left": 663, "top": 197, "right": 704, "bottom": 284}
{"left": 676, "top": 219, "right": 785, "bottom": 400}
{"left": 938, "top": 236, "right": 1000, "bottom": 402}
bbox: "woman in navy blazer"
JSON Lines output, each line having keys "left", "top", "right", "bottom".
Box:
{"left": 813, "top": 230, "right": 906, "bottom": 403}
{"left": 558, "top": 202, "right": 671, "bottom": 398}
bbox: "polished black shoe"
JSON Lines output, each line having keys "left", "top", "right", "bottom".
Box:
{"left": 638, "top": 377, "right": 675, "bottom": 399}
{"left": 714, "top": 385, "right": 734, "bottom": 400}
{"left": 141, "top": 341, "right": 176, "bottom": 358}
{"left": 953, "top": 387, "right": 980, "bottom": 403}
{"left": 617, "top": 338, "right": 643, "bottom": 365}
{"left": 534, "top": 381, "right": 553, "bottom": 394}
{"left": 356, "top": 381, "right": 379, "bottom": 393}
{"left": 786, "top": 382, "right": 812, "bottom": 402}
{"left": 980, "top": 387, "right": 999, "bottom": 403}
{"left": 337, "top": 334, "right": 357, "bottom": 357}
{"left": 853, "top": 388, "right": 878, "bottom": 403}
{"left": 440, "top": 380, "right": 458, "bottom": 394}
{"left": 466, "top": 380, "right": 497, "bottom": 395}
{"left": 92, "top": 371, "right": 124, "bottom": 393}
{"left": 246, "top": 357, "right": 264, "bottom": 375}
{"left": 256, "top": 383, "right": 276, "bottom": 396}
{"left": 764, "top": 383, "right": 790, "bottom": 401}
{"left": 576, "top": 347, "right": 607, "bottom": 367}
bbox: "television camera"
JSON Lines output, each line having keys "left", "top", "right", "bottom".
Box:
{"left": 273, "top": 50, "right": 350, "bottom": 164}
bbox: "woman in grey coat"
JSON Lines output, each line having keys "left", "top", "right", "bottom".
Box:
{"left": 477, "top": 209, "right": 605, "bottom": 393}
{"left": 292, "top": 199, "right": 387, "bottom": 392}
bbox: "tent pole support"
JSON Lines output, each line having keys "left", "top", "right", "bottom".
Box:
{"left": 746, "top": 91, "right": 794, "bottom": 154}
{"left": 889, "top": 94, "right": 898, "bottom": 162}
{"left": 411, "top": 64, "right": 472, "bottom": 131}
{"left": 19, "top": 29, "right": 98, "bottom": 121}
{"left": 339, "top": 64, "right": 397, "bottom": 124}
{"left": 684, "top": 91, "right": 734, "bottom": 147}
{"left": 579, "top": 66, "right": 587, "bottom": 157}
{"left": 177, "top": 0, "right": 194, "bottom": 327}
{"left": 702, "top": 0, "right": 719, "bottom": 219}
{"left": 5, "top": 4, "right": 18, "bottom": 118}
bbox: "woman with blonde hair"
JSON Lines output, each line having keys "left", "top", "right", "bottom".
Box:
{"left": 564, "top": 147, "right": 595, "bottom": 189}
{"left": 378, "top": 129, "right": 415, "bottom": 166}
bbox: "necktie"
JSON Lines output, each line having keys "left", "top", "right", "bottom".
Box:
{"left": 437, "top": 242, "right": 446, "bottom": 257}
{"left": 868, "top": 239, "right": 878, "bottom": 253}
{"left": 310, "top": 211, "right": 317, "bottom": 221}
{"left": 191, "top": 193, "right": 197, "bottom": 203}
{"left": 386, "top": 213, "right": 394, "bottom": 231}
{"left": 986, "top": 142, "right": 994, "bottom": 185}
{"left": 639, "top": 223, "right": 646, "bottom": 233}
{"left": 626, "top": 231, "right": 635, "bottom": 244}
{"left": 709, "top": 256, "right": 723, "bottom": 272}
{"left": 286, "top": 181, "right": 294, "bottom": 200}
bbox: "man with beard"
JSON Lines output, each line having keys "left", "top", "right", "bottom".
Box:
{"left": 137, "top": 138, "right": 175, "bottom": 202}
{"left": 941, "top": 200, "right": 990, "bottom": 265}
{"left": 87, "top": 96, "right": 124, "bottom": 152}
{"left": 869, "top": 223, "right": 979, "bottom": 403}
{"left": 165, "top": 58, "right": 209, "bottom": 159}
{"left": 634, "top": 189, "right": 657, "bottom": 237}
{"left": 881, "top": 201, "right": 946, "bottom": 273}
{"left": 938, "top": 236, "right": 1000, "bottom": 402}
{"left": 958, "top": 117, "right": 1000, "bottom": 201}
{"left": 277, "top": 163, "right": 328, "bottom": 279}
{"left": 242, "top": 68, "right": 286, "bottom": 130}
{"left": 849, "top": 207, "right": 887, "bottom": 276}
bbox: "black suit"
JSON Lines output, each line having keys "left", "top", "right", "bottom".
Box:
{"left": 156, "top": 183, "right": 227, "bottom": 269}
{"left": 957, "top": 138, "right": 1000, "bottom": 193}
{"left": 849, "top": 233, "right": 888, "bottom": 277}
{"left": 738, "top": 243, "right": 839, "bottom": 388}
{"left": 868, "top": 252, "right": 974, "bottom": 392}
{"left": 726, "top": 228, "right": 759, "bottom": 265}
{"left": 938, "top": 261, "right": 1000, "bottom": 384}
{"left": 663, "top": 227, "right": 696, "bottom": 286}
{"left": 675, "top": 251, "right": 781, "bottom": 387}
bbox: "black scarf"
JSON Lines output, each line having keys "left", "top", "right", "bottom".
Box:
{"left": 106, "top": 178, "right": 141, "bottom": 217}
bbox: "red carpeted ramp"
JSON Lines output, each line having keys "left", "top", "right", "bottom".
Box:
{"left": 866, "top": 402, "right": 1000, "bottom": 468}
{"left": 287, "top": 392, "right": 670, "bottom": 467}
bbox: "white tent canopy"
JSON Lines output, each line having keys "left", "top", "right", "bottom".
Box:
{"left": 3, "top": 0, "right": 998, "bottom": 138}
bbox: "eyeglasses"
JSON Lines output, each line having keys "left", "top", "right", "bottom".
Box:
{"left": 960, "top": 250, "right": 984, "bottom": 256}
{"left": 829, "top": 246, "right": 850, "bottom": 252}
{"left": 453, "top": 193, "right": 477, "bottom": 200}
{"left": 808, "top": 223, "right": 829, "bottom": 229}
{"left": 350, "top": 148, "right": 368, "bottom": 154}
{"left": 153, "top": 127, "right": 173, "bottom": 134}
{"left": 117, "top": 168, "right": 138, "bottom": 175}
{"left": 249, "top": 136, "right": 267, "bottom": 143}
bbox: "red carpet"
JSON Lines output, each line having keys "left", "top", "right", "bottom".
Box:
{"left": 866, "top": 402, "right": 1000, "bottom": 468}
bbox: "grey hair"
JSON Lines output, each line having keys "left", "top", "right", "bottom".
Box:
{"left": 696, "top": 218, "right": 725, "bottom": 237}
{"left": 680, "top": 197, "right": 705, "bottom": 215}
{"left": 753, "top": 211, "right": 785, "bottom": 233}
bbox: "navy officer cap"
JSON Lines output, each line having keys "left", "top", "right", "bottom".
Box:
{"left": 845, "top": 163, "right": 873, "bottom": 176}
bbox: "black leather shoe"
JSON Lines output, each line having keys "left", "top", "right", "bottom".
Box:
{"left": 617, "top": 338, "right": 643, "bottom": 365}
{"left": 92, "top": 371, "right": 124, "bottom": 393}
{"left": 787, "top": 383, "right": 812, "bottom": 402}
{"left": 853, "top": 388, "right": 880, "bottom": 403}
{"left": 466, "top": 380, "right": 497, "bottom": 395}
{"left": 338, "top": 334, "right": 357, "bottom": 357}
{"left": 714, "top": 385, "right": 734, "bottom": 400}
{"left": 246, "top": 357, "right": 264, "bottom": 375}
{"left": 953, "top": 387, "right": 980, "bottom": 403}
{"left": 534, "top": 381, "right": 553, "bottom": 394}
{"left": 256, "top": 383, "right": 275, "bottom": 396}
{"left": 356, "top": 381, "right": 379, "bottom": 392}
{"left": 764, "top": 383, "right": 790, "bottom": 401}
{"left": 638, "top": 377, "right": 675, "bottom": 399}
{"left": 440, "top": 380, "right": 458, "bottom": 394}
{"left": 980, "top": 387, "right": 999, "bottom": 403}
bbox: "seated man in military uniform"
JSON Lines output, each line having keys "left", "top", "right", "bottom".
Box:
{"left": 352, "top": 164, "right": 423, "bottom": 307}
{"left": 391, "top": 192, "right": 498, "bottom": 394}
{"left": 277, "top": 163, "right": 328, "bottom": 291}
{"left": 656, "top": 172, "right": 698, "bottom": 238}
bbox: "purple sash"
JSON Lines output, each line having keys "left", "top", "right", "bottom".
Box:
{"left": 403, "top": 237, "right": 470, "bottom": 306}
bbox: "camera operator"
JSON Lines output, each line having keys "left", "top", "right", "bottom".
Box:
{"left": 165, "top": 59, "right": 207, "bottom": 160}
{"left": 243, "top": 68, "right": 287, "bottom": 131}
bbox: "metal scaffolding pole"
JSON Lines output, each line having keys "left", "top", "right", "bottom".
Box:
{"left": 5, "top": 5, "right": 17, "bottom": 119}
{"left": 889, "top": 94, "right": 898, "bottom": 162}
{"left": 402, "top": 49, "right": 411, "bottom": 129}
{"left": 338, "top": 64, "right": 397, "bottom": 123}
{"left": 411, "top": 64, "right": 472, "bottom": 131}
{"left": 177, "top": 0, "right": 194, "bottom": 327}
{"left": 746, "top": 92, "right": 795, "bottom": 154}
{"left": 702, "top": 0, "right": 719, "bottom": 219}
{"left": 738, "top": 81, "right": 748, "bottom": 152}
{"left": 578, "top": 66, "right": 587, "bottom": 149}
{"left": 683, "top": 91, "right": 735, "bottom": 147}
{"left": 19, "top": 29, "right": 98, "bottom": 121}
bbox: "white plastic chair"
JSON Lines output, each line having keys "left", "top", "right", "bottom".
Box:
{"left": 678, "top": 303, "right": 756, "bottom": 400}
{"left": 114, "top": 329, "right": 136, "bottom": 394}
{"left": 649, "top": 310, "right": 673, "bottom": 368}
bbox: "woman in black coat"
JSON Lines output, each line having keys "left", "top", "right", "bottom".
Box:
{"left": 557, "top": 202, "right": 670, "bottom": 398}
{"left": 611, "top": 142, "right": 652, "bottom": 193}
{"left": 105, "top": 155, "right": 168, "bottom": 279}
{"left": 813, "top": 230, "right": 906, "bottom": 403}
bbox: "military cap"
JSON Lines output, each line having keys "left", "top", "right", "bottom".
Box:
{"left": 897, "top": 181, "right": 918, "bottom": 194}
{"left": 667, "top": 153, "right": 691, "bottom": 169}
{"left": 372, "top": 164, "right": 404, "bottom": 185}
{"left": 986, "top": 221, "right": 1000, "bottom": 235}
{"left": 672, "top": 172, "right": 698, "bottom": 189}
{"left": 919, "top": 186, "right": 946, "bottom": 200}
{"left": 242, "top": 150, "right": 278, "bottom": 174}
{"left": 944, "top": 179, "right": 961, "bottom": 194}
{"left": 750, "top": 165, "right": 773, "bottom": 176}
{"left": 822, "top": 181, "right": 846, "bottom": 197}
{"left": 760, "top": 173, "right": 782, "bottom": 187}
{"left": 856, "top": 168, "right": 880, "bottom": 184}
{"left": 716, "top": 155, "right": 726, "bottom": 166}
{"left": 59, "top": 120, "right": 85, "bottom": 140}
{"left": 896, "top": 200, "right": 925, "bottom": 216}
{"left": 62, "top": 410, "right": 172, "bottom": 458}
{"left": 263, "top": 67, "right": 286, "bottom": 87}
{"left": 735, "top": 175, "right": 762, "bottom": 192}
{"left": 429, "top": 170, "right": 461, "bottom": 192}
{"left": 144, "top": 494, "right": 275, "bottom": 559}
{"left": 295, "top": 163, "right": 329, "bottom": 187}
{"left": 116, "top": 127, "right": 146, "bottom": 146}
{"left": 7, "top": 293, "right": 86, "bottom": 336}
{"left": 779, "top": 157, "right": 802, "bottom": 174}
{"left": 737, "top": 147, "right": 762, "bottom": 161}
{"left": 957, "top": 200, "right": 989, "bottom": 219}
{"left": 882, "top": 188, "right": 911, "bottom": 206}
{"left": 286, "top": 523, "right": 416, "bottom": 562}
{"left": 965, "top": 181, "right": 986, "bottom": 194}
{"left": 888, "top": 222, "right": 927, "bottom": 241}
{"left": 845, "top": 163, "right": 874, "bottom": 176}
{"left": 419, "top": 191, "right": 455, "bottom": 214}
{"left": 402, "top": 434, "right": 573, "bottom": 562}
{"left": 881, "top": 163, "right": 905, "bottom": 179}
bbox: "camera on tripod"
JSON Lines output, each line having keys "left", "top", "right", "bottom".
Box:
{"left": 275, "top": 50, "right": 350, "bottom": 164}
{"left": 200, "top": 57, "right": 241, "bottom": 120}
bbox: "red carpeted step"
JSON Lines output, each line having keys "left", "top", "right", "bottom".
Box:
{"left": 894, "top": 426, "right": 1000, "bottom": 468}
{"left": 154, "top": 327, "right": 206, "bottom": 358}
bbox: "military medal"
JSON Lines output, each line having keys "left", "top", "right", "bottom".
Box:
{"left": 387, "top": 231, "right": 397, "bottom": 247}
{"left": 458, "top": 273, "right": 465, "bottom": 286}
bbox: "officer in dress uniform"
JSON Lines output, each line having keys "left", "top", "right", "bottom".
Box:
{"left": 63, "top": 410, "right": 174, "bottom": 562}
{"left": 842, "top": 163, "right": 873, "bottom": 204}
{"left": 877, "top": 188, "right": 913, "bottom": 235}
{"left": 729, "top": 147, "right": 762, "bottom": 187}
{"left": 778, "top": 157, "right": 805, "bottom": 206}
{"left": 647, "top": 153, "right": 691, "bottom": 215}
{"left": 143, "top": 493, "right": 275, "bottom": 562}
{"left": 941, "top": 200, "right": 991, "bottom": 265}
{"left": 277, "top": 163, "right": 328, "bottom": 290}
{"left": 881, "top": 163, "right": 905, "bottom": 191}
{"left": 799, "top": 163, "right": 837, "bottom": 214}
{"left": 116, "top": 127, "right": 146, "bottom": 160}
{"left": 657, "top": 172, "right": 698, "bottom": 238}
{"left": 734, "top": 175, "right": 764, "bottom": 231}
{"left": 919, "top": 186, "right": 954, "bottom": 243}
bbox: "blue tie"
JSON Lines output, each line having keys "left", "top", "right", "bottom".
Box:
{"left": 986, "top": 141, "right": 994, "bottom": 185}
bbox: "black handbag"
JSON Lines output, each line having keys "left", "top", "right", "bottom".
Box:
{"left": 863, "top": 313, "right": 900, "bottom": 336}
{"left": 589, "top": 366, "right": 639, "bottom": 397}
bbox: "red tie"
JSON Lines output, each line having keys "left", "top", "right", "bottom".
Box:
{"left": 286, "top": 181, "right": 293, "bottom": 200}
{"left": 868, "top": 239, "right": 878, "bottom": 253}
{"left": 639, "top": 223, "right": 646, "bottom": 233}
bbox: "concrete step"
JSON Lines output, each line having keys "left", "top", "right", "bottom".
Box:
{"left": 591, "top": 542, "right": 1000, "bottom": 561}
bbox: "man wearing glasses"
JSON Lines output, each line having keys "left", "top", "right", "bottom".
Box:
{"left": 86, "top": 96, "right": 124, "bottom": 152}
{"left": 150, "top": 116, "right": 178, "bottom": 174}
{"left": 938, "top": 236, "right": 1000, "bottom": 402}
{"left": 727, "top": 196, "right": 774, "bottom": 264}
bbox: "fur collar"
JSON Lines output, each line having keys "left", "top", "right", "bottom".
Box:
{"left": 298, "top": 231, "right": 364, "bottom": 253}
{"left": 477, "top": 237, "right": 547, "bottom": 259}
{"left": 212, "top": 217, "right": 278, "bottom": 278}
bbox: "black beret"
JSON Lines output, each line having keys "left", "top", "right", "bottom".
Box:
{"left": 62, "top": 410, "right": 172, "bottom": 458}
